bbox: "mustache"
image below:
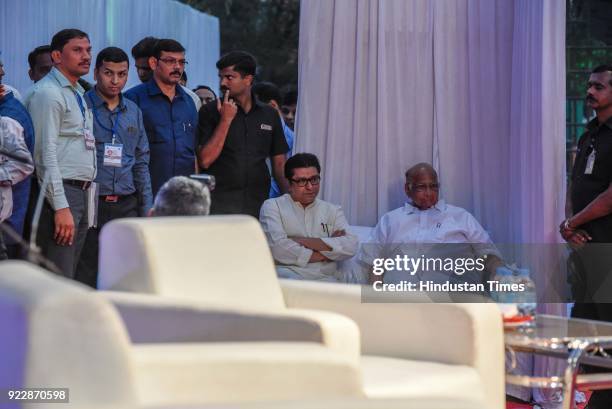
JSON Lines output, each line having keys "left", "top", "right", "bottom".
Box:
{"left": 170, "top": 71, "right": 181, "bottom": 76}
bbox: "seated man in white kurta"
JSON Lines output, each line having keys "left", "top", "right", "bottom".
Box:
{"left": 260, "top": 153, "right": 358, "bottom": 281}
{"left": 359, "top": 162, "right": 502, "bottom": 286}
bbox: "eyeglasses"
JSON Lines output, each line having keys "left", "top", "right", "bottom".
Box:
{"left": 411, "top": 183, "right": 440, "bottom": 192}
{"left": 290, "top": 175, "right": 321, "bottom": 187}
{"left": 157, "top": 57, "right": 188, "bottom": 66}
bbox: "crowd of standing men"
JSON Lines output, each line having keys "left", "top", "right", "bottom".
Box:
{"left": 0, "top": 28, "right": 297, "bottom": 286}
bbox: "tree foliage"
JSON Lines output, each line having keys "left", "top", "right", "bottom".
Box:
{"left": 181, "top": 0, "right": 300, "bottom": 89}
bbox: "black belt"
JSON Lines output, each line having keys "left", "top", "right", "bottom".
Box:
{"left": 99, "top": 194, "right": 135, "bottom": 203}
{"left": 63, "top": 179, "right": 92, "bottom": 190}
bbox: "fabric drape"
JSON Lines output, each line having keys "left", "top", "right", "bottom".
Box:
{"left": 297, "top": 0, "right": 566, "bottom": 404}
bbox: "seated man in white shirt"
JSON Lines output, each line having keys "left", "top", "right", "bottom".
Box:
{"left": 359, "top": 162, "right": 502, "bottom": 286}
{"left": 260, "top": 153, "right": 358, "bottom": 281}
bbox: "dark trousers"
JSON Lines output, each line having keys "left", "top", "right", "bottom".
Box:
{"left": 569, "top": 246, "right": 612, "bottom": 409}
{"left": 37, "top": 183, "right": 90, "bottom": 279}
{"left": 75, "top": 194, "right": 138, "bottom": 288}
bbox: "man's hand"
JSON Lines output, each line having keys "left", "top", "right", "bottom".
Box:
{"left": 309, "top": 251, "right": 331, "bottom": 263}
{"left": 331, "top": 229, "right": 346, "bottom": 237}
{"left": 217, "top": 90, "right": 237, "bottom": 123}
{"left": 291, "top": 237, "right": 332, "bottom": 252}
{"left": 54, "top": 208, "right": 75, "bottom": 246}
{"left": 367, "top": 272, "right": 381, "bottom": 285}
{"left": 566, "top": 229, "right": 592, "bottom": 249}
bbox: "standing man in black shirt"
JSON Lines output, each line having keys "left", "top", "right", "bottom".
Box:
{"left": 560, "top": 64, "right": 612, "bottom": 409}
{"left": 197, "top": 51, "right": 289, "bottom": 217}
{"left": 561, "top": 64, "right": 612, "bottom": 307}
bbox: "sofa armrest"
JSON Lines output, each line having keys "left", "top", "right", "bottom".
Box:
{"left": 102, "top": 291, "right": 360, "bottom": 362}
{"left": 280, "top": 280, "right": 505, "bottom": 409}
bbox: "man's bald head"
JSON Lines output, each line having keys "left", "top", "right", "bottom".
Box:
{"left": 405, "top": 162, "right": 438, "bottom": 185}
{"left": 404, "top": 163, "right": 439, "bottom": 210}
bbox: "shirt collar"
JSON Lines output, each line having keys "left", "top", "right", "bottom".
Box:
{"left": 50, "top": 67, "right": 85, "bottom": 93}
{"left": 146, "top": 78, "right": 185, "bottom": 100}
{"left": 286, "top": 193, "right": 318, "bottom": 210}
{"left": 86, "top": 88, "right": 127, "bottom": 111}
{"left": 404, "top": 199, "right": 447, "bottom": 214}
{"left": 587, "top": 116, "right": 612, "bottom": 132}
{"left": 0, "top": 89, "right": 14, "bottom": 105}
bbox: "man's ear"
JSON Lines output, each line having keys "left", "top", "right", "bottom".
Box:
{"left": 404, "top": 182, "right": 410, "bottom": 197}
{"left": 51, "top": 50, "right": 62, "bottom": 65}
{"left": 148, "top": 56, "right": 157, "bottom": 71}
{"left": 93, "top": 68, "right": 98, "bottom": 82}
{"left": 28, "top": 69, "right": 35, "bottom": 81}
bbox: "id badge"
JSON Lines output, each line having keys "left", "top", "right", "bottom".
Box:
{"left": 84, "top": 129, "right": 96, "bottom": 150}
{"left": 103, "top": 143, "right": 123, "bottom": 167}
{"left": 585, "top": 150, "right": 596, "bottom": 175}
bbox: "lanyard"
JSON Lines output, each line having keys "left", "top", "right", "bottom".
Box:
{"left": 72, "top": 89, "right": 87, "bottom": 130}
{"left": 88, "top": 94, "right": 121, "bottom": 144}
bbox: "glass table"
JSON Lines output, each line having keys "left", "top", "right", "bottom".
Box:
{"left": 505, "top": 314, "right": 612, "bottom": 409}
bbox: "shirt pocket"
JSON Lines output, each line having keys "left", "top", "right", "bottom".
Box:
{"left": 432, "top": 219, "right": 464, "bottom": 243}
{"left": 254, "top": 126, "right": 273, "bottom": 156}
{"left": 120, "top": 125, "right": 139, "bottom": 156}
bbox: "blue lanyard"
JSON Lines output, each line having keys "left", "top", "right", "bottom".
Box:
{"left": 72, "top": 89, "right": 87, "bottom": 129}
{"left": 88, "top": 94, "right": 121, "bottom": 143}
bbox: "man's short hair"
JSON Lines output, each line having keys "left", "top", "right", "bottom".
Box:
{"left": 592, "top": 64, "right": 612, "bottom": 86}
{"left": 405, "top": 163, "right": 438, "bottom": 184}
{"left": 193, "top": 85, "right": 216, "bottom": 98}
{"left": 216, "top": 51, "right": 256, "bottom": 77}
{"left": 252, "top": 81, "right": 281, "bottom": 104}
{"left": 152, "top": 176, "right": 211, "bottom": 216}
{"left": 95, "top": 47, "right": 129, "bottom": 70}
{"left": 284, "top": 153, "right": 321, "bottom": 180}
{"left": 283, "top": 88, "right": 298, "bottom": 106}
{"left": 28, "top": 45, "right": 51, "bottom": 70}
{"left": 131, "top": 36, "right": 158, "bottom": 59}
{"left": 50, "top": 29, "right": 89, "bottom": 52}
{"left": 152, "top": 39, "right": 185, "bottom": 59}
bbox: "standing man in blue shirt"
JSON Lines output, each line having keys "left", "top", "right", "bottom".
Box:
{"left": 252, "top": 81, "right": 295, "bottom": 198}
{"left": 125, "top": 39, "right": 198, "bottom": 195}
{"left": 25, "top": 29, "right": 96, "bottom": 278}
{"left": 75, "top": 47, "right": 152, "bottom": 287}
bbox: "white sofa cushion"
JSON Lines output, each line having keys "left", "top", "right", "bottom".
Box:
{"left": 361, "top": 355, "right": 484, "bottom": 402}
{"left": 132, "top": 342, "right": 364, "bottom": 406}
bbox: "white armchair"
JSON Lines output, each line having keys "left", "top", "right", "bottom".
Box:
{"left": 99, "top": 215, "right": 505, "bottom": 409}
{"left": 0, "top": 261, "right": 364, "bottom": 408}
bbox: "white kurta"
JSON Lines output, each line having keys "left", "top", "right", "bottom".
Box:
{"left": 358, "top": 200, "right": 500, "bottom": 284}
{"left": 259, "top": 194, "right": 358, "bottom": 281}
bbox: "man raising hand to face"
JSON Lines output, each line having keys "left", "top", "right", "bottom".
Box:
{"left": 197, "top": 51, "right": 289, "bottom": 217}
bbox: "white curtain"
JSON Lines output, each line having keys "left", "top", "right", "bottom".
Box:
{"left": 297, "top": 0, "right": 566, "bottom": 404}
{"left": 0, "top": 0, "right": 219, "bottom": 94}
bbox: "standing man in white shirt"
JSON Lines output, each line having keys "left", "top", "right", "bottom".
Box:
{"left": 26, "top": 29, "right": 96, "bottom": 278}
{"left": 259, "top": 153, "right": 358, "bottom": 281}
{"left": 359, "top": 162, "right": 502, "bottom": 285}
